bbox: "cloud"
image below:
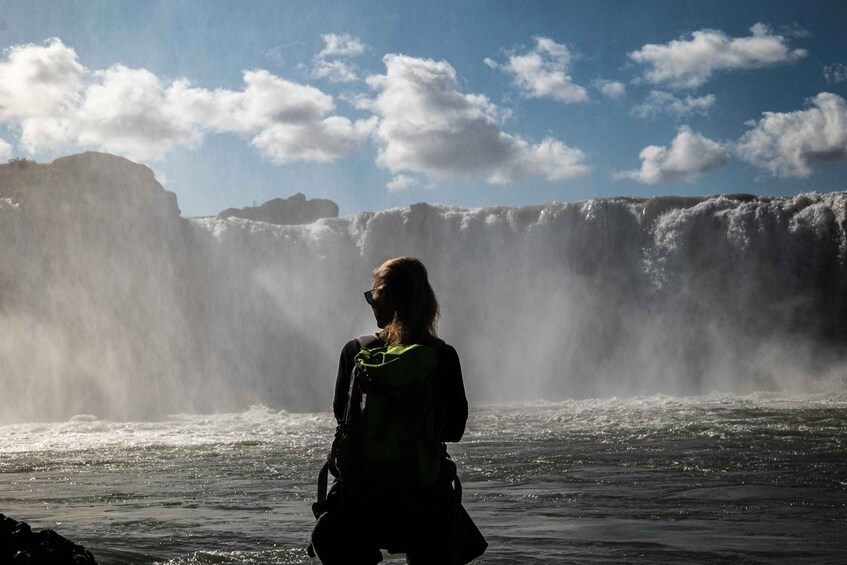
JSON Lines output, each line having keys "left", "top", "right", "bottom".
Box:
{"left": 629, "top": 23, "right": 807, "bottom": 89}
{"left": 823, "top": 63, "right": 847, "bottom": 84}
{"left": 368, "top": 54, "right": 590, "bottom": 184}
{"left": 0, "top": 38, "right": 371, "bottom": 163}
{"left": 312, "top": 33, "right": 365, "bottom": 83}
{"left": 780, "top": 23, "right": 812, "bottom": 38}
{"left": 491, "top": 37, "right": 589, "bottom": 103}
{"left": 616, "top": 126, "right": 727, "bottom": 184}
{"left": 592, "top": 79, "right": 625, "bottom": 99}
{"left": 252, "top": 116, "right": 376, "bottom": 164}
{"left": 318, "top": 33, "right": 366, "bottom": 59}
{"left": 386, "top": 174, "right": 418, "bottom": 193}
{"left": 0, "top": 139, "right": 12, "bottom": 160}
{"left": 0, "top": 38, "right": 85, "bottom": 122}
{"left": 313, "top": 59, "right": 358, "bottom": 83}
{"left": 735, "top": 92, "right": 847, "bottom": 178}
{"left": 631, "top": 90, "right": 716, "bottom": 119}
{"left": 68, "top": 66, "right": 206, "bottom": 159}
{"left": 230, "top": 70, "right": 336, "bottom": 130}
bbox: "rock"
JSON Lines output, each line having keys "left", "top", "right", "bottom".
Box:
{"left": 0, "top": 151, "right": 215, "bottom": 421}
{"left": 0, "top": 514, "right": 97, "bottom": 565}
{"left": 0, "top": 151, "right": 180, "bottom": 220}
{"left": 217, "top": 192, "right": 338, "bottom": 225}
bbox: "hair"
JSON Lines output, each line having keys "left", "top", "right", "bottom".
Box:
{"left": 373, "top": 256, "right": 439, "bottom": 345}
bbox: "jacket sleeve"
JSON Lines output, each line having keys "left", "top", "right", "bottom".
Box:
{"left": 438, "top": 344, "right": 468, "bottom": 443}
{"left": 333, "top": 340, "right": 359, "bottom": 423}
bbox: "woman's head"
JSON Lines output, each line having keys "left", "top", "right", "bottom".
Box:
{"left": 369, "top": 256, "right": 439, "bottom": 345}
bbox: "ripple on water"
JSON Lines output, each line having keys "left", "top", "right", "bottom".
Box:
{"left": 1, "top": 396, "right": 845, "bottom": 564}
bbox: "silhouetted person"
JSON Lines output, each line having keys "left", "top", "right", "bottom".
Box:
{"left": 311, "top": 256, "right": 469, "bottom": 564}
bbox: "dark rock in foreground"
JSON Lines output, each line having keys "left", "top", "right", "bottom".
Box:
{"left": 217, "top": 192, "right": 339, "bottom": 225}
{"left": 0, "top": 514, "right": 97, "bottom": 564}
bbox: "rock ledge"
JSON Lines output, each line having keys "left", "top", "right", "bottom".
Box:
{"left": 217, "top": 192, "right": 338, "bottom": 225}
{"left": 0, "top": 514, "right": 97, "bottom": 564}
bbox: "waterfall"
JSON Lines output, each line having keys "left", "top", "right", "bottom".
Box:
{"left": 1, "top": 153, "right": 845, "bottom": 421}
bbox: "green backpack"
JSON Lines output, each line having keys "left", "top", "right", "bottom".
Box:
{"left": 331, "top": 335, "right": 443, "bottom": 490}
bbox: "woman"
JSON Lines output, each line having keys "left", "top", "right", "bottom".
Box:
{"left": 311, "top": 256, "right": 469, "bottom": 564}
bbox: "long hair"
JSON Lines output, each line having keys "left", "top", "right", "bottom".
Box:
{"left": 373, "top": 256, "right": 439, "bottom": 345}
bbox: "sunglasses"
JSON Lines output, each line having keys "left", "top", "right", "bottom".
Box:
{"left": 364, "top": 287, "right": 382, "bottom": 306}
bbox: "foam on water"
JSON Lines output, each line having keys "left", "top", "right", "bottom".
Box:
{"left": 1, "top": 395, "right": 845, "bottom": 564}
{"left": 2, "top": 393, "right": 845, "bottom": 455}
{"left": 0, "top": 406, "right": 328, "bottom": 455}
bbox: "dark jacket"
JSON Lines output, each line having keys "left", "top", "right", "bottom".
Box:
{"left": 313, "top": 335, "right": 471, "bottom": 561}
{"left": 333, "top": 335, "right": 469, "bottom": 445}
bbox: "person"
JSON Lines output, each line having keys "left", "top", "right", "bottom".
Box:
{"left": 311, "top": 256, "right": 469, "bottom": 564}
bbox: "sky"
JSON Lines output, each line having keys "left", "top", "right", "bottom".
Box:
{"left": 1, "top": 0, "right": 846, "bottom": 217}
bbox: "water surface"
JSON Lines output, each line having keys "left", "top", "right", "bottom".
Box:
{"left": 1, "top": 395, "right": 845, "bottom": 564}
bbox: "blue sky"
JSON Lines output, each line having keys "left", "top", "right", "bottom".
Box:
{"left": 1, "top": 0, "right": 846, "bottom": 216}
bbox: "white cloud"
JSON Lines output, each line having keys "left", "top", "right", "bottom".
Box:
{"left": 629, "top": 23, "right": 807, "bottom": 89}
{"left": 631, "top": 90, "right": 716, "bottom": 119}
{"left": 0, "top": 38, "right": 85, "bottom": 122}
{"left": 780, "top": 23, "right": 812, "bottom": 39}
{"left": 592, "top": 79, "right": 625, "bottom": 99}
{"left": 735, "top": 92, "right": 847, "bottom": 178}
{"left": 386, "top": 174, "right": 418, "bottom": 193}
{"left": 340, "top": 92, "right": 377, "bottom": 112}
{"left": 313, "top": 59, "right": 358, "bottom": 83}
{"left": 312, "top": 33, "right": 365, "bottom": 82}
{"left": 252, "top": 115, "right": 376, "bottom": 164}
{"left": 823, "top": 63, "right": 847, "bottom": 84}
{"left": 318, "top": 33, "right": 366, "bottom": 59}
{"left": 0, "top": 138, "right": 12, "bottom": 160}
{"left": 492, "top": 37, "right": 589, "bottom": 103}
{"left": 616, "top": 126, "right": 727, "bottom": 184}
{"left": 72, "top": 66, "right": 204, "bottom": 159}
{"left": 0, "top": 38, "right": 371, "bottom": 163}
{"left": 368, "top": 54, "right": 590, "bottom": 184}
{"left": 230, "top": 70, "right": 335, "bottom": 130}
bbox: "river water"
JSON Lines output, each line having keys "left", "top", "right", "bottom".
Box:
{"left": 1, "top": 394, "right": 845, "bottom": 564}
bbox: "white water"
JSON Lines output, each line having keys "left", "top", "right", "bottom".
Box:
{"left": 1, "top": 154, "right": 846, "bottom": 422}
{"left": 1, "top": 395, "right": 845, "bottom": 564}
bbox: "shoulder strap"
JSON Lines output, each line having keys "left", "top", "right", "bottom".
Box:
{"left": 313, "top": 335, "right": 386, "bottom": 525}
{"left": 356, "top": 335, "right": 445, "bottom": 351}
{"left": 355, "top": 334, "right": 382, "bottom": 350}
{"left": 313, "top": 461, "right": 330, "bottom": 516}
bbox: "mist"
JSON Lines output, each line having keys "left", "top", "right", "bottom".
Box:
{"left": 1, "top": 152, "right": 845, "bottom": 422}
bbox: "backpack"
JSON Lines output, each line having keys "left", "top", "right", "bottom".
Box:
{"left": 330, "top": 335, "right": 444, "bottom": 490}
{"left": 308, "top": 336, "right": 487, "bottom": 563}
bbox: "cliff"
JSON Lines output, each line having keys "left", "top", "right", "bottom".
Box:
{"left": 217, "top": 192, "right": 338, "bottom": 225}
{"left": 0, "top": 153, "right": 216, "bottom": 420}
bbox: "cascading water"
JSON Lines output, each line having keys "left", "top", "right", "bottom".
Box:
{"left": 1, "top": 152, "right": 845, "bottom": 422}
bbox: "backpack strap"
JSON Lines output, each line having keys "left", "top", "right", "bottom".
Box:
{"left": 355, "top": 334, "right": 382, "bottom": 350}
{"left": 308, "top": 334, "right": 388, "bottom": 557}
{"left": 312, "top": 461, "right": 330, "bottom": 518}
{"left": 313, "top": 335, "right": 382, "bottom": 513}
